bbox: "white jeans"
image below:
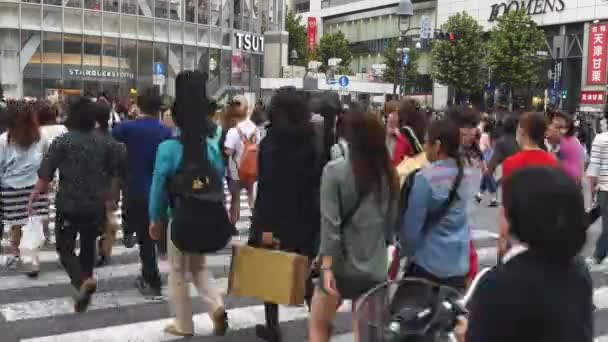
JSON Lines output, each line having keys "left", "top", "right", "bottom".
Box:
{"left": 167, "top": 224, "right": 224, "bottom": 333}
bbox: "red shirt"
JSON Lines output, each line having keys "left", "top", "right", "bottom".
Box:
{"left": 392, "top": 132, "right": 414, "bottom": 166}
{"left": 502, "top": 149, "right": 557, "bottom": 179}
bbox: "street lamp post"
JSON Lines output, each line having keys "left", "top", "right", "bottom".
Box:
{"left": 394, "top": 0, "right": 414, "bottom": 96}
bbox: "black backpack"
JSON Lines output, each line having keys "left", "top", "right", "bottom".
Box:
{"left": 168, "top": 137, "right": 234, "bottom": 254}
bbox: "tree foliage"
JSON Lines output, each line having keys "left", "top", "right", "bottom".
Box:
{"left": 431, "top": 12, "right": 485, "bottom": 96}
{"left": 486, "top": 9, "right": 546, "bottom": 92}
{"left": 382, "top": 39, "right": 420, "bottom": 88}
{"left": 316, "top": 31, "right": 352, "bottom": 74}
{"left": 285, "top": 8, "right": 308, "bottom": 66}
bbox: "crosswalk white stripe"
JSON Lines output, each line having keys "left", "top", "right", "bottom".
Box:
{"left": 0, "top": 254, "right": 232, "bottom": 292}
{"left": 21, "top": 303, "right": 349, "bottom": 342}
{"left": 0, "top": 278, "right": 230, "bottom": 322}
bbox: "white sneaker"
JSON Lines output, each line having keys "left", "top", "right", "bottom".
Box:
{"left": 585, "top": 257, "right": 601, "bottom": 267}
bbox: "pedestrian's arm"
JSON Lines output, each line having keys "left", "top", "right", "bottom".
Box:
{"left": 587, "top": 136, "right": 602, "bottom": 197}
{"left": 318, "top": 164, "right": 342, "bottom": 261}
{"left": 223, "top": 128, "right": 237, "bottom": 157}
{"left": 149, "top": 143, "right": 172, "bottom": 223}
{"left": 399, "top": 174, "right": 431, "bottom": 257}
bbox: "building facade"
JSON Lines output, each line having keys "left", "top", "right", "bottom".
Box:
{"left": 435, "top": 0, "right": 608, "bottom": 113}
{"left": 0, "top": 0, "right": 283, "bottom": 100}
{"left": 288, "top": 0, "right": 436, "bottom": 96}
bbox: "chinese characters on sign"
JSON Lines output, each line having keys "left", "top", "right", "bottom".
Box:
{"left": 587, "top": 24, "right": 608, "bottom": 85}
{"left": 307, "top": 17, "right": 317, "bottom": 50}
{"left": 580, "top": 91, "right": 606, "bottom": 104}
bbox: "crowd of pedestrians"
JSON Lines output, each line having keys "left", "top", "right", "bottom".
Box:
{"left": 0, "top": 75, "right": 599, "bottom": 342}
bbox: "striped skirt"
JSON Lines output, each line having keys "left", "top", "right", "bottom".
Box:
{"left": 0, "top": 185, "right": 49, "bottom": 226}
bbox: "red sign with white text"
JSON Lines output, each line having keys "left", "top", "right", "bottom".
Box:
{"left": 587, "top": 24, "right": 608, "bottom": 85}
{"left": 580, "top": 91, "right": 606, "bottom": 104}
{"left": 307, "top": 17, "right": 317, "bottom": 50}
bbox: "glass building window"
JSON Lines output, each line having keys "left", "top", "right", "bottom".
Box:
{"left": 183, "top": 45, "right": 196, "bottom": 71}
{"left": 44, "top": 0, "right": 62, "bottom": 6}
{"left": 198, "top": 0, "right": 209, "bottom": 24}
{"left": 83, "top": 35, "right": 101, "bottom": 95}
{"left": 233, "top": 0, "right": 241, "bottom": 30}
{"left": 184, "top": 23, "right": 196, "bottom": 44}
{"left": 42, "top": 6, "right": 62, "bottom": 32}
{"left": 83, "top": 10, "right": 102, "bottom": 35}
{"left": 121, "top": 15, "right": 138, "bottom": 38}
{"left": 102, "top": 37, "right": 119, "bottom": 96}
{"left": 221, "top": 29, "right": 231, "bottom": 48}
{"left": 0, "top": 29, "right": 20, "bottom": 98}
{"left": 65, "top": 0, "right": 82, "bottom": 8}
{"left": 170, "top": 21, "right": 182, "bottom": 43}
{"left": 154, "top": 42, "right": 168, "bottom": 93}
{"left": 210, "top": 27, "right": 220, "bottom": 47}
{"left": 207, "top": 47, "right": 219, "bottom": 94}
{"left": 64, "top": 8, "right": 83, "bottom": 34}
{"left": 138, "top": 17, "right": 154, "bottom": 40}
{"left": 210, "top": 0, "right": 220, "bottom": 27}
{"left": 168, "top": 44, "right": 182, "bottom": 96}
{"left": 84, "top": 0, "right": 101, "bottom": 10}
{"left": 122, "top": 0, "right": 138, "bottom": 15}
{"left": 103, "top": 12, "right": 120, "bottom": 37}
{"left": 155, "top": 19, "right": 169, "bottom": 42}
{"left": 220, "top": 0, "right": 230, "bottom": 28}
{"left": 21, "top": 4, "right": 42, "bottom": 31}
{"left": 185, "top": 0, "right": 195, "bottom": 23}
{"left": 198, "top": 26, "right": 208, "bottom": 45}
{"left": 22, "top": 0, "right": 41, "bottom": 5}
{"left": 155, "top": 0, "right": 169, "bottom": 18}
{"left": 42, "top": 32, "right": 63, "bottom": 98}
{"left": 63, "top": 33, "right": 83, "bottom": 95}
{"left": 21, "top": 30, "right": 43, "bottom": 99}
{"left": 103, "top": 0, "right": 118, "bottom": 11}
{"left": 0, "top": 4, "right": 18, "bottom": 29}
{"left": 220, "top": 49, "right": 231, "bottom": 89}
{"left": 242, "top": 0, "right": 251, "bottom": 31}
{"left": 119, "top": 38, "right": 137, "bottom": 97}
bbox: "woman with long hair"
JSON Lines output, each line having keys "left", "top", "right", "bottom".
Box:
{"left": 148, "top": 70, "right": 227, "bottom": 337}
{"left": 398, "top": 98, "right": 427, "bottom": 155}
{"left": 250, "top": 87, "right": 322, "bottom": 342}
{"left": 399, "top": 118, "right": 471, "bottom": 290}
{"left": 309, "top": 109, "right": 398, "bottom": 342}
{"left": 0, "top": 101, "right": 49, "bottom": 275}
{"left": 551, "top": 111, "right": 584, "bottom": 184}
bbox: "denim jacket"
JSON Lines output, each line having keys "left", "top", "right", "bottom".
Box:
{"left": 399, "top": 158, "right": 471, "bottom": 278}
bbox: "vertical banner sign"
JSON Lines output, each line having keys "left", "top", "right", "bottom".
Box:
{"left": 588, "top": 24, "right": 608, "bottom": 85}
{"left": 307, "top": 17, "right": 317, "bottom": 50}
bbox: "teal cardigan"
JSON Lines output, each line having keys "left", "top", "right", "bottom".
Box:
{"left": 148, "top": 127, "right": 224, "bottom": 222}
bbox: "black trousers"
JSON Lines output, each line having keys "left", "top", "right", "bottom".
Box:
{"left": 56, "top": 212, "right": 103, "bottom": 290}
{"left": 125, "top": 197, "right": 161, "bottom": 289}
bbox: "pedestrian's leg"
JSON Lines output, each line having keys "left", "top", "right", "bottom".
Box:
{"left": 246, "top": 183, "right": 255, "bottom": 210}
{"left": 309, "top": 287, "right": 339, "bottom": 342}
{"left": 228, "top": 181, "right": 240, "bottom": 225}
{"left": 190, "top": 254, "right": 227, "bottom": 335}
{"left": 135, "top": 199, "right": 161, "bottom": 292}
{"left": 165, "top": 224, "right": 194, "bottom": 336}
{"left": 488, "top": 175, "right": 498, "bottom": 206}
{"left": 55, "top": 214, "right": 83, "bottom": 290}
{"left": 594, "top": 191, "right": 608, "bottom": 262}
{"left": 78, "top": 217, "right": 100, "bottom": 282}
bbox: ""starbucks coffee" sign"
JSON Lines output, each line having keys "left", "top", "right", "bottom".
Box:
{"left": 489, "top": 0, "right": 565, "bottom": 22}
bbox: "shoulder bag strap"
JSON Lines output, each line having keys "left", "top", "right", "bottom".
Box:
{"left": 337, "top": 183, "right": 367, "bottom": 259}
{"left": 401, "top": 126, "right": 424, "bottom": 154}
{"left": 422, "top": 165, "right": 464, "bottom": 235}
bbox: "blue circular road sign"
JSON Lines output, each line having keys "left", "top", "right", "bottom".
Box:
{"left": 338, "top": 76, "right": 350, "bottom": 87}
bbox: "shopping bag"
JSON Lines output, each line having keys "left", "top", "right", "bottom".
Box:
{"left": 228, "top": 244, "right": 309, "bottom": 305}
{"left": 20, "top": 216, "right": 45, "bottom": 253}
